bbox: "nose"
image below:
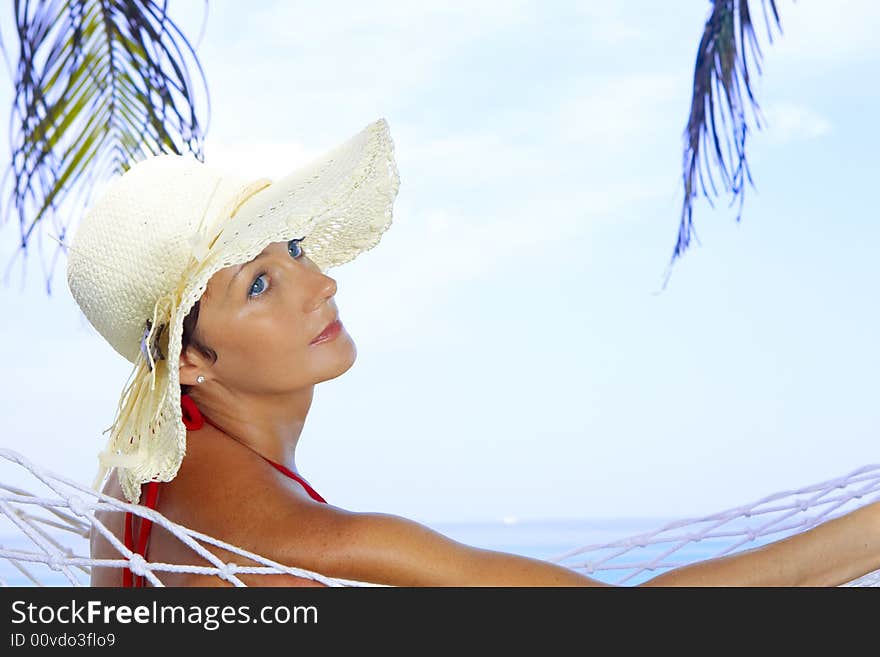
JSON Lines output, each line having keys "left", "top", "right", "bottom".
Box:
{"left": 307, "top": 271, "right": 337, "bottom": 312}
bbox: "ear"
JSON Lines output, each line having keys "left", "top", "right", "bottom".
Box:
{"left": 179, "top": 345, "right": 208, "bottom": 386}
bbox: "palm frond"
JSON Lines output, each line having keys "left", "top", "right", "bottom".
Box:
{"left": 662, "top": 0, "right": 786, "bottom": 289}
{"left": 1, "top": 0, "right": 209, "bottom": 294}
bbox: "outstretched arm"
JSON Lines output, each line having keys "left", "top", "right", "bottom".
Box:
{"left": 311, "top": 501, "right": 880, "bottom": 587}
{"left": 316, "top": 510, "right": 611, "bottom": 587}
{"left": 640, "top": 500, "right": 880, "bottom": 587}
{"left": 221, "top": 454, "right": 880, "bottom": 587}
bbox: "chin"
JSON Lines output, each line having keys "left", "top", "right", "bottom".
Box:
{"left": 321, "top": 334, "right": 357, "bottom": 380}
{"left": 340, "top": 335, "right": 357, "bottom": 370}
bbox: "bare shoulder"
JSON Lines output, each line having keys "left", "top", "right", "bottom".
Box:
{"left": 147, "top": 427, "right": 345, "bottom": 586}
{"left": 162, "top": 432, "right": 455, "bottom": 585}
{"left": 169, "top": 433, "right": 604, "bottom": 586}
{"left": 90, "top": 428, "right": 341, "bottom": 587}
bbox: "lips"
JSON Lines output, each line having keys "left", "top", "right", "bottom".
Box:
{"left": 310, "top": 318, "right": 342, "bottom": 345}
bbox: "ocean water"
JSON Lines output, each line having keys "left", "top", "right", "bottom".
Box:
{"left": 0, "top": 515, "right": 778, "bottom": 587}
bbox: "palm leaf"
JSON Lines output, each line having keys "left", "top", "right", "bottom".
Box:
{"left": 662, "top": 0, "right": 786, "bottom": 289}
{"left": 1, "top": 0, "right": 209, "bottom": 294}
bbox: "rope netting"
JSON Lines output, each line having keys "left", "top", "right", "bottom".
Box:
{"left": 1, "top": 448, "right": 878, "bottom": 587}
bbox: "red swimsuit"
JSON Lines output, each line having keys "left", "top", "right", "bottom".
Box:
{"left": 122, "top": 394, "right": 326, "bottom": 587}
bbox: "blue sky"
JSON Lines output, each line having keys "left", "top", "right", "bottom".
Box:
{"left": 0, "top": 0, "right": 877, "bottom": 525}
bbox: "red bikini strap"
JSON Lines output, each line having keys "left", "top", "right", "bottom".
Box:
{"left": 123, "top": 480, "right": 161, "bottom": 587}
{"left": 180, "top": 393, "right": 204, "bottom": 430}
{"left": 123, "top": 512, "right": 134, "bottom": 587}
{"left": 263, "top": 459, "right": 327, "bottom": 504}
{"left": 133, "top": 481, "right": 161, "bottom": 587}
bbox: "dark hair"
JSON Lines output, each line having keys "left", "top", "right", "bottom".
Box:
{"left": 180, "top": 299, "right": 217, "bottom": 396}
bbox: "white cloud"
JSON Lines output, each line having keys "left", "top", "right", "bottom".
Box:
{"left": 240, "top": 0, "right": 536, "bottom": 100}
{"left": 765, "top": 0, "right": 880, "bottom": 62}
{"left": 571, "top": 2, "right": 648, "bottom": 44}
{"left": 759, "top": 102, "right": 831, "bottom": 144}
{"left": 255, "top": 0, "right": 534, "bottom": 48}
{"left": 399, "top": 131, "right": 549, "bottom": 188}
{"left": 202, "top": 137, "right": 319, "bottom": 179}
{"left": 334, "top": 170, "right": 672, "bottom": 352}
{"left": 553, "top": 73, "right": 684, "bottom": 148}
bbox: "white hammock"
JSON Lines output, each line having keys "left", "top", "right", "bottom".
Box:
{"left": 2, "top": 447, "right": 878, "bottom": 587}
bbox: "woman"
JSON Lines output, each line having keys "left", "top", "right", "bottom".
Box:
{"left": 73, "top": 119, "right": 880, "bottom": 587}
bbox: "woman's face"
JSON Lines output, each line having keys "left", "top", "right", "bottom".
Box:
{"left": 181, "top": 239, "right": 355, "bottom": 395}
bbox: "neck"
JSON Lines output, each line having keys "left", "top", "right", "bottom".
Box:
{"left": 187, "top": 386, "right": 315, "bottom": 475}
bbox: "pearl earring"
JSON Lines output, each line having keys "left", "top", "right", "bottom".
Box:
{"left": 196, "top": 375, "right": 205, "bottom": 384}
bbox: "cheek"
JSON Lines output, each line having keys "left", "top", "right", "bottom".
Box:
{"left": 224, "top": 313, "right": 311, "bottom": 369}
{"left": 216, "top": 336, "right": 304, "bottom": 391}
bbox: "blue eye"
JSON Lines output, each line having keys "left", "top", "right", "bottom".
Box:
{"left": 249, "top": 274, "right": 269, "bottom": 298}
{"left": 288, "top": 238, "right": 304, "bottom": 258}
{"left": 248, "top": 240, "right": 306, "bottom": 299}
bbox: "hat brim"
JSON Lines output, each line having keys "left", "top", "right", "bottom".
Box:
{"left": 211, "top": 117, "right": 399, "bottom": 275}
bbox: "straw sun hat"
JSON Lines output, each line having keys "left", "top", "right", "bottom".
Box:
{"left": 65, "top": 118, "right": 400, "bottom": 503}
